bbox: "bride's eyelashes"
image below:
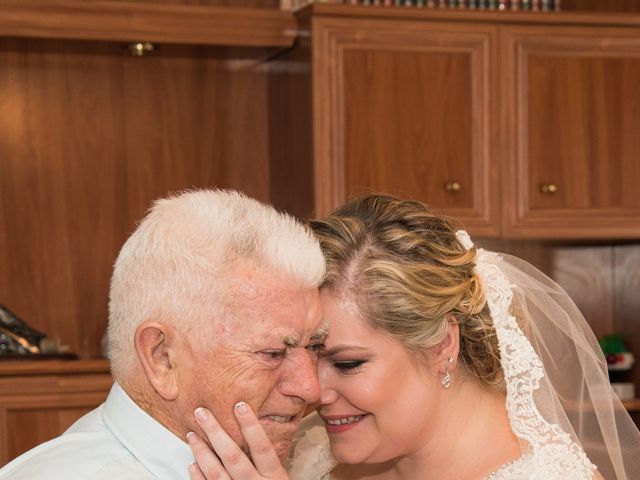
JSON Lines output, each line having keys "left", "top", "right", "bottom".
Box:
{"left": 333, "top": 359, "right": 367, "bottom": 374}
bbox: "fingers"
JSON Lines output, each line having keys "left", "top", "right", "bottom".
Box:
{"left": 188, "top": 461, "right": 207, "bottom": 480}
{"left": 192, "top": 407, "right": 262, "bottom": 479}
{"left": 186, "top": 430, "right": 230, "bottom": 480}
{"left": 233, "top": 402, "right": 287, "bottom": 477}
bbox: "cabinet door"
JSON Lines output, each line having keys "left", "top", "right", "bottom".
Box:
{"left": 313, "top": 17, "right": 500, "bottom": 236}
{"left": 0, "top": 370, "right": 112, "bottom": 465}
{"left": 502, "top": 26, "right": 640, "bottom": 238}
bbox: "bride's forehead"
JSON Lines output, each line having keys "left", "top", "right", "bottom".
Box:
{"left": 320, "top": 289, "right": 358, "bottom": 312}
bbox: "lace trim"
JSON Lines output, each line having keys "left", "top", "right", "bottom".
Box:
{"left": 483, "top": 454, "right": 532, "bottom": 480}
{"left": 456, "top": 231, "right": 596, "bottom": 480}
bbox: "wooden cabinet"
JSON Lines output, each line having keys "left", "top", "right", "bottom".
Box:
{"left": 502, "top": 25, "right": 640, "bottom": 237}
{"left": 279, "top": 5, "right": 640, "bottom": 239}
{"left": 312, "top": 16, "right": 501, "bottom": 236}
{"left": 0, "top": 360, "right": 112, "bottom": 466}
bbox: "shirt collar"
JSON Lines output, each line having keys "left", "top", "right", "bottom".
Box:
{"left": 103, "top": 382, "right": 194, "bottom": 480}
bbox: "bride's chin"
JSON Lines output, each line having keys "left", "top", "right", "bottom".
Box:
{"left": 330, "top": 446, "right": 368, "bottom": 465}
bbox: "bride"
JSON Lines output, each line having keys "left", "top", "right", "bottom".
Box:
{"left": 185, "top": 195, "right": 639, "bottom": 480}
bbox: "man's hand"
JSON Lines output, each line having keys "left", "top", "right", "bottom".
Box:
{"left": 187, "top": 403, "right": 290, "bottom": 480}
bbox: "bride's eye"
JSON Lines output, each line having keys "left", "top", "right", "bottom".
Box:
{"left": 334, "top": 360, "right": 366, "bottom": 373}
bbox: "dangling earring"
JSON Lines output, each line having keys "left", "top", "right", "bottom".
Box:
{"left": 441, "top": 356, "right": 455, "bottom": 389}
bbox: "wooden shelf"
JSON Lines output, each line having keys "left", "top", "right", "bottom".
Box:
{"left": 0, "top": 0, "right": 296, "bottom": 47}
{"left": 622, "top": 399, "right": 640, "bottom": 412}
{"left": 305, "top": 3, "right": 640, "bottom": 27}
{"left": 0, "top": 358, "right": 110, "bottom": 377}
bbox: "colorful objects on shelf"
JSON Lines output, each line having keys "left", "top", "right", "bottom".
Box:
{"left": 284, "top": 0, "right": 561, "bottom": 10}
{"left": 600, "top": 334, "right": 635, "bottom": 371}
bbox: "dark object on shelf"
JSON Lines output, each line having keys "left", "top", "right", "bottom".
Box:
{"left": 0, "top": 304, "right": 71, "bottom": 357}
{"left": 0, "top": 304, "right": 46, "bottom": 354}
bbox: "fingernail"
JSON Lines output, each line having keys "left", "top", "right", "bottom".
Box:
{"left": 194, "top": 407, "right": 207, "bottom": 421}
{"left": 235, "top": 401, "right": 248, "bottom": 415}
{"left": 186, "top": 431, "right": 197, "bottom": 444}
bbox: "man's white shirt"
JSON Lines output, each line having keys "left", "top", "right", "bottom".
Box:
{"left": 0, "top": 382, "right": 195, "bottom": 479}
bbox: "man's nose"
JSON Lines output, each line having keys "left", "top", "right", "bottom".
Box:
{"left": 280, "top": 349, "right": 321, "bottom": 403}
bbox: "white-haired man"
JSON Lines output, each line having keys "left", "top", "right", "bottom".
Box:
{"left": 0, "top": 190, "right": 327, "bottom": 480}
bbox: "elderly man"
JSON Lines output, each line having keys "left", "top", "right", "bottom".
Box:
{"left": 0, "top": 189, "right": 327, "bottom": 480}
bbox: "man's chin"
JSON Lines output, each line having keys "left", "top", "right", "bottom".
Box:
{"left": 242, "top": 437, "right": 291, "bottom": 463}
{"left": 271, "top": 438, "right": 293, "bottom": 462}
{"left": 259, "top": 419, "right": 299, "bottom": 457}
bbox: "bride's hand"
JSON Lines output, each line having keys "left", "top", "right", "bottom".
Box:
{"left": 186, "top": 402, "right": 290, "bottom": 480}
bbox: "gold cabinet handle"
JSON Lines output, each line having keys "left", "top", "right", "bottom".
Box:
{"left": 128, "top": 42, "right": 155, "bottom": 57}
{"left": 540, "top": 183, "right": 558, "bottom": 194}
{"left": 445, "top": 182, "right": 462, "bottom": 193}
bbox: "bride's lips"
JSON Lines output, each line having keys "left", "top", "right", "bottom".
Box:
{"left": 320, "top": 413, "right": 368, "bottom": 434}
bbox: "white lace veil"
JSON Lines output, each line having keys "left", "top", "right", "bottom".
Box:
{"left": 456, "top": 231, "right": 640, "bottom": 480}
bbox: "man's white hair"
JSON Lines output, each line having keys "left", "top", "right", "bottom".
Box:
{"left": 107, "top": 189, "right": 325, "bottom": 380}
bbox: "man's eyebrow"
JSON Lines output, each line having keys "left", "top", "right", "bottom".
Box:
{"left": 282, "top": 320, "right": 329, "bottom": 348}
{"left": 311, "top": 319, "right": 330, "bottom": 342}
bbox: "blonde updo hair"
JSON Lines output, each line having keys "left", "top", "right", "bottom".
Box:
{"left": 309, "top": 194, "right": 504, "bottom": 390}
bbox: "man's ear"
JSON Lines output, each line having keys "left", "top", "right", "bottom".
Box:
{"left": 434, "top": 316, "right": 461, "bottom": 371}
{"left": 134, "top": 321, "right": 180, "bottom": 401}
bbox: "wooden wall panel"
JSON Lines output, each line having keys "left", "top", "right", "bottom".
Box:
{"left": 479, "top": 239, "right": 555, "bottom": 274}
{"left": 550, "top": 246, "right": 615, "bottom": 339}
{"left": 268, "top": 42, "right": 315, "bottom": 220}
{"left": 496, "top": 241, "right": 640, "bottom": 340}
{"left": 0, "top": 38, "right": 272, "bottom": 359}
